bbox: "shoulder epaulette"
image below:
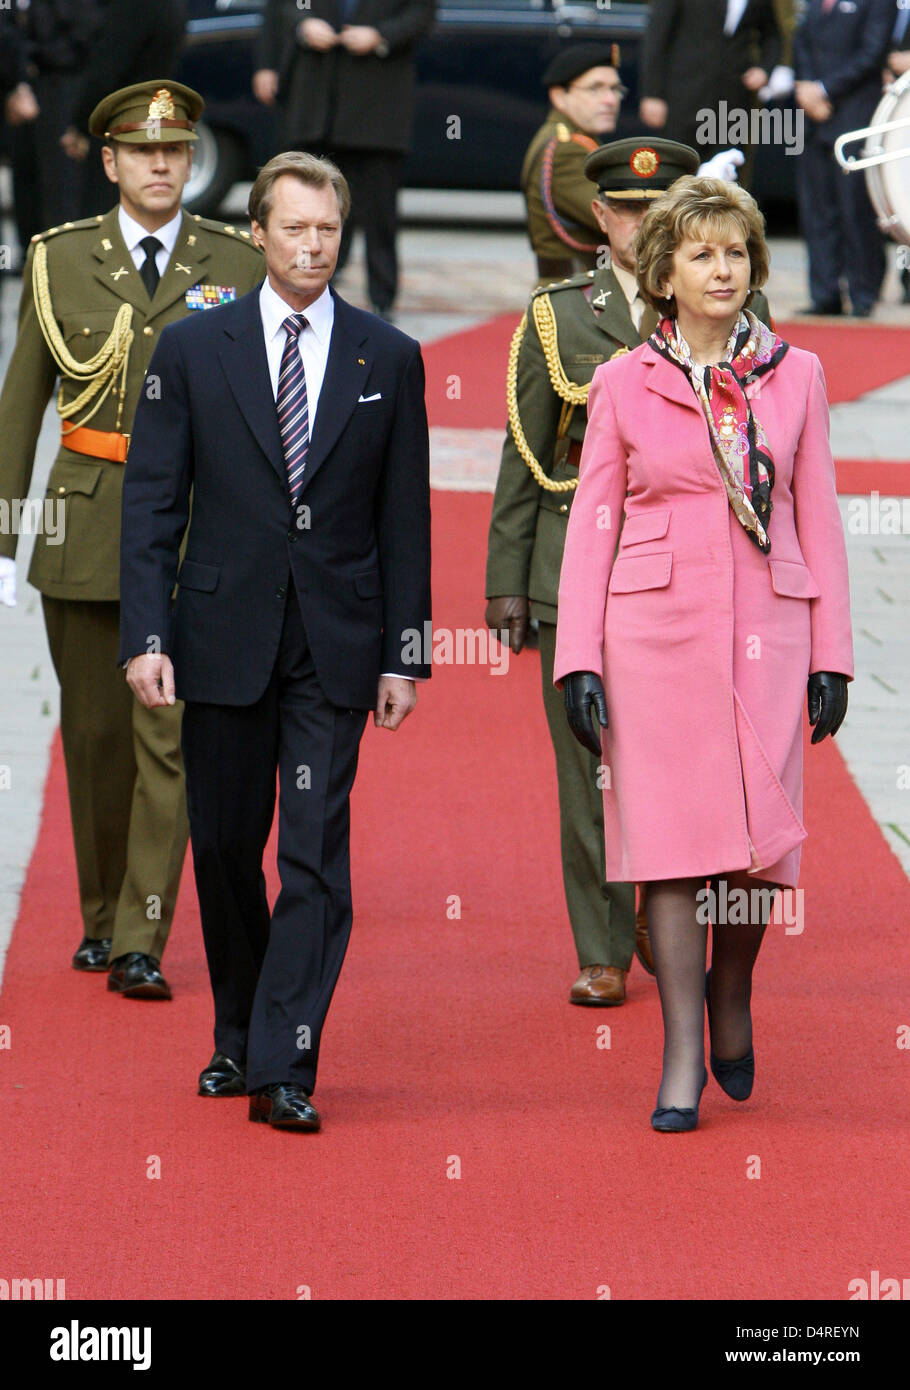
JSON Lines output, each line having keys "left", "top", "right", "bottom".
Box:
{"left": 531, "top": 270, "right": 593, "bottom": 299}
{"left": 191, "top": 214, "right": 255, "bottom": 244}
{"left": 30, "top": 215, "right": 106, "bottom": 245}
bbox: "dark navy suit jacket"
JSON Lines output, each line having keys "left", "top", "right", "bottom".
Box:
{"left": 794, "top": 0, "right": 895, "bottom": 142}
{"left": 118, "top": 286, "right": 432, "bottom": 710}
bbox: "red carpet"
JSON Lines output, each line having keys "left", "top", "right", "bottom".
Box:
{"left": 1, "top": 480, "right": 909, "bottom": 1299}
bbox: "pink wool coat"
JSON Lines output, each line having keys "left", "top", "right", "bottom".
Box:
{"left": 553, "top": 341, "right": 853, "bottom": 887}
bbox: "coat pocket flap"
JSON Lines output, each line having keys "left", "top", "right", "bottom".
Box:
{"left": 354, "top": 569, "right": 383, "bottom": 599}
{"left": 48, "top": 458, "right": 103, "bottom": 497}
{"left": 177, "top": 559, "right": 220, "bottom": 593}
{"left": 769, "top": 558, "right": 820, "bottom": 599}
{"left": 620, "top": 509, "right": 671, "bottom": 546}
{"left": 608, "top": 552, "right": 672, "bottom": 594}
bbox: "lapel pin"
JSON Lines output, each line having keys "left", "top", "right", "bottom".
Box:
{"left": 358, "top": 358, "right": 365, "bottom": 365}
{"left": 111, "top": 266, "right": 129, "bottom": 280}
{"left": 175, "top": 262, "right": 193, "bottom": 275}
{"left": 187, "top": 234, "right": 197, "bottom": 246}
{"left": 592, "top": 290, "right": 611, "bottom": 308}
{"left": 101, "top": 238, "right": 113, "bottom": 251}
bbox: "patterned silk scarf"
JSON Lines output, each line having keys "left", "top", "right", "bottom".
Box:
{"left": 648, "top": 309, "right": 788, "bottom": 553}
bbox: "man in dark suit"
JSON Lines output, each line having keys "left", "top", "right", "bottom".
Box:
{"left": 793, "top": 0, "right": 894, "bottom": 315}
{"left": 118, "top": 151, "right": 432, "bottom": 1131}
{"left": 640, "top": 0, "right": 782, "bottom": 167}
{"left": 61, "top": 0, "right": 187, "bottom": 217}
{"left": 884, "top": 0, "right": 910, "bottom": 302}
{"left": 253, "top": 0, "right": 436, "bottom": 318}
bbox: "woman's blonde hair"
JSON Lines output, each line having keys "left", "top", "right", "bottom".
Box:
{"left": 636, "top": 175, "right": 770, "bottom": 314}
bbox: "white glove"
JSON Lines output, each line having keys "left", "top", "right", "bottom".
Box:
{"left": 758, "top": 66, "right": 795, "bottom": 104}
{"left": 0, "top": 556, "right": 17, "bottom": 608}
{"left": 698, "top": 148, "right": 746, "bottom": 183}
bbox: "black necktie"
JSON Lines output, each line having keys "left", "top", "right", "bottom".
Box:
{"left": 138, "top": 235, "right": 162, "bottom": 299}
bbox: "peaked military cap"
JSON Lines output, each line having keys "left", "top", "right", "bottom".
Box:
{"left": 542, "top": 44, "right": 621, "bottom": 89}
{"left": 584, "top": 137, "right": 700, "bottom": 199}
{"left": 88, "top": 80, "right": 203, "bottom": 143}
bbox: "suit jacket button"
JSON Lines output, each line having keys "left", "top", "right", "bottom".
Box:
{"left": 276, "top": 584, "right": 287, "bottom": 599}
{"left": 559, "top": 503, "right": 569, "bottom": 513}
{"left": 287, "top": 530, "right": 297, "bottom": 543}
{"left": 143, "top": 326, "right": 154, "bottom": 336}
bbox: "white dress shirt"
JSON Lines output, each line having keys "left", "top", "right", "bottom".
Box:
{"left": 118, "top": 206, "right": 183, "bottom": 279}
{"left": 259, "top": 277, "right": 334, "bottom": 430}
{"left": 724, "top": 0, "right": 750, "bottom": 35}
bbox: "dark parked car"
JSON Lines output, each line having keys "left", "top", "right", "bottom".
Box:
{"left": 178, "top": 0, "right": 795, "bottom": 215}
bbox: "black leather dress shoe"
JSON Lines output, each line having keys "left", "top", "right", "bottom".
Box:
{"left": 198, "top": 1051, "right": 246, "bottom": 1097}
{"left": 797, "top": 301, "right": 843, "bottom": 316}
{"left": 249, "top": 1083, "right": 320, "bottom": 1130}
{"left": 71, "top": 936, "right": 112, "bottom": 971}
{"left": 107, "top": 952, "right": 171, "bottom": 999}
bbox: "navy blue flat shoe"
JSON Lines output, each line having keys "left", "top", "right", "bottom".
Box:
{"left": 706, "top": 969, "right": 755, "bottom": 1101}
{"left": 651, "top": 1068, "right": 708, "bottom": 1132}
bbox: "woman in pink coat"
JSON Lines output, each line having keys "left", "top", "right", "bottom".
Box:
{"left": 554, "top": 176, "right": 853, "bottom": 1133}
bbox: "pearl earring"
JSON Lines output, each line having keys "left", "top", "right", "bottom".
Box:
{"left": 665, "top": 290, "right": 672, "bottom": 299}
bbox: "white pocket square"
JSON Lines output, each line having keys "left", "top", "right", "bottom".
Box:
{"left": 358, "top": 392, "right": 382, "bottom": 403}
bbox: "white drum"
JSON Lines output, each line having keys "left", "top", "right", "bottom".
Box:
{"left": 834, "top": 70, "right": 910, "bottom": 245}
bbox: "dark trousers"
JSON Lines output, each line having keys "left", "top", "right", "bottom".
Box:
{"left": 307, "top": 143, "right": 403, "bottom": 312}
{"left": 181, "top": 584, "right": 369, "bottom": 1095}
{"left": 797, "top": 130, "right": 885, "bottom": 311}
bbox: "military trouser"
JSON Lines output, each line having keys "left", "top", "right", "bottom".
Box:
{"left": 42, "top": 597, "right": 189, "bottom": 962}
{"left": 537, "top": 621, "right": 636, "bottom": 971}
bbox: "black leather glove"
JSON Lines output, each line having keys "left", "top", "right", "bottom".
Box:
{"left": 807, "top": 671, "right": 848, "bottom": 744}
{"left": 564, "top": 671, "right": 608, "bottom": 757}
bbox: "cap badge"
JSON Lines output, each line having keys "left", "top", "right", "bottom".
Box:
{"left": 630, "top": 147, "right": 659, "bottom": 178}
{"left": 148, "top": 89, "right": 176, "bottom": 120}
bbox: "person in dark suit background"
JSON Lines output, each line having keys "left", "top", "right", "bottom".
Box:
{"left": 119, "top": 151, "right": 432, "bottom": 1131}
{"left": 883, "top": 0, "right": 910, "bottom": 303}
{"left": 253, "top": 0, "right": 436, "bottom": 318}
{"left": 6, "top": 0, "right": 102, "bottom": 245}
{"left": 60, "top": 0, "right": 187, "bottom": 218}
{"left": 639, "top": 0, "right": 782, "bottom": 169}
{"left": 1, "top": 6, "right": 40, "bottom": 276}
{"left": 793, "top": 0, "right": 894, "bottom": 316}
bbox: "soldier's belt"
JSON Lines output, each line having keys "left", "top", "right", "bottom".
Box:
{"left": 62, "top": 421, "right": 130, "bottom": 464}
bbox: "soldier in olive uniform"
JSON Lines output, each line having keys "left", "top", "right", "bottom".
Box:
{"left": 521, "top": 44, "right": 626, "bottom": 286}
{"left": 487, "top": 139, "right": 774, "bottom": 1007}
{"left": 0, "top": 81, "right": 264, "bottom": 997}
{"left": 522, "top": 45, "right": 750, "bottom": 288}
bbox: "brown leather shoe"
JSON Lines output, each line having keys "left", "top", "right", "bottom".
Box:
{"left": 569, "top": 965, "right": 627, "bottom": 1005}
{"left": 634, "top": 889, "right": 656, "bottom": 976}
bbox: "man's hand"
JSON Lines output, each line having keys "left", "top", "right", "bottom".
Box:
{"left": 374, "top": 675, "right": 416, "bottom": 731}
{"left": 741, "top": 66, "right": 768, "bottom": 93}
{"left": 252, "top": 68, "right": 279, "bottom": 105}
{"left": 485, "top": 595, "right": 530, "bottom": 654}
{"left": 0, "top": 557, "right": 16, "bottom": 607}
{"left": 60, "top": 126, "right": 90, "bottom": 159}
{"left": 639, "top": 97, "right": 668, "bottom": 129}
{"left": 299, "top": 17, "right": 339, "bottom": 49}
{"left": 795, "top": 80, "right": 833, "bottom": 123}
{"left": 339, "top": 25, "right": 383, "bottom": 54}
{"left": 126, "top": 653, "right": 176, "bottom": 709}
{"left": 5, "top": 83, "right": 39, "bottom": 126}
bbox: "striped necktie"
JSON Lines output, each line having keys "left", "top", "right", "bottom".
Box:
{"left": 277, "top": 313, "right": 309, "bottom": 504}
